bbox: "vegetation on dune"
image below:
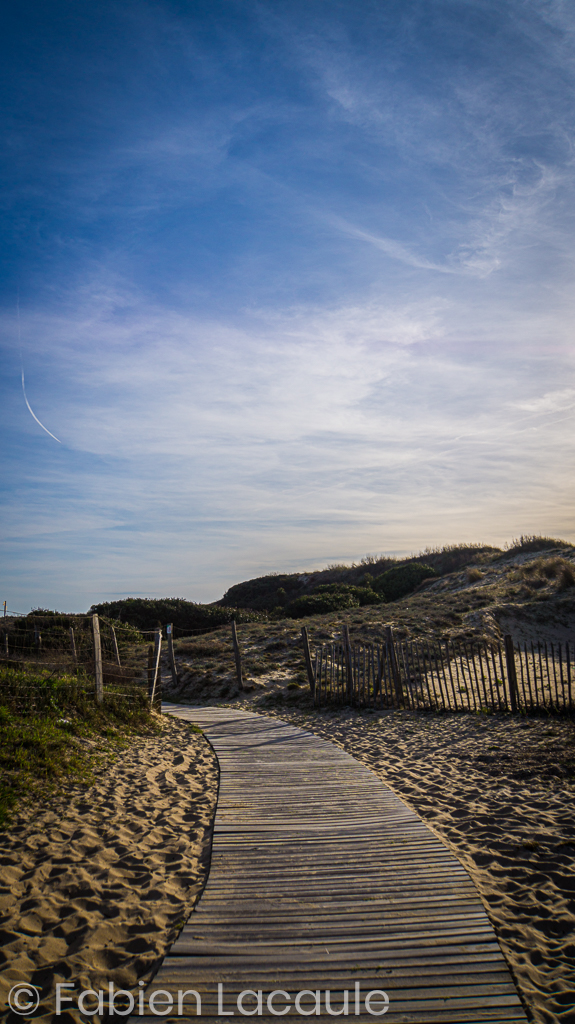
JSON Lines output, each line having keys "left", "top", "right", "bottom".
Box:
{"left": 88, "top": 597, "right": 263, "bottom": 633}
{"left": 0, "top": 666, "right": 157, "bottom": 826}
{"left": 88, "top": 538, "right": 575, "bottom": 632}
{"left": 220, "top": 574, "right": 303, "bottom": 611}
{"left": 162, "top": 537, "right": 575, "bottom": 705}
{"left": 217, "top": 543, "right": 504, "bottom": 617}
{"left": 11, "top": 609, "right": 142, "bottom": 655}
{"left": 372, "top": 563, "right": 437, "bottom": 601}
{"left": 520, "top": 556, "right": 575, "bottom": 591}
{"left": 285, "top": 583, "right": 381, "bottom": 618}
{"left": 504, "top": 535, "right": 568, "bottom": 556}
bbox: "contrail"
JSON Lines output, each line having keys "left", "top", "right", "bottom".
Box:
{"left": 17, "top": 296, "right": 61, "bottom": 444}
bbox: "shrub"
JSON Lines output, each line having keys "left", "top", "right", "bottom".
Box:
{"left": 353, "top": 586, "right": 382, "bottom": 606}
{"left": 285, "top": 583, "right": 383, "bottom": 618}
{"left": 11, "top": 611, "right": 142, "bottom": 660}
{"left": 373, "top": 563, "right": 437, "bottom": 601}
{"left": 466, "top": 567, "right": 484, "bottom": 582}
{"left": 219, "top": 575, "right": 302, "bottom": 611}
{"left": 89, "top": 598, "right": 262, "bottom": 633}
{"left": 286, "top": 589, "right": 360, "bottom": 618}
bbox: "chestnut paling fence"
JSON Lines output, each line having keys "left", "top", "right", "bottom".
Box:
{"left": 306, "top": 626, "right": 574, "bottom": 713}
{"left": 3, "top": 609, "right": 573, "bottom": 714}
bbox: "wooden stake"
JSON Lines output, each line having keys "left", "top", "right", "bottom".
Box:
{"left": 69, "top": 627, "right": 77, "bottom": 664}
{"left": 231, "top": 620, "right": 244, "bottom": 691}
{"left": 150, "top": 628, "right": 162, "bottom": 705}
{"left": 342, "top": 625, "right": 354, "bottom": 701}
{"left": 110, "top": 626, "right": 121, "bottom": 667}
{"left": 386, "top": 626, "right": 402, "bottom": 705}
{"left": 92, "top": 614, "right": 103, "bottom": 704}
{"left": 4, "top": 633, "right": 8, "bottom": 656}
{"left": 167, "top": 623, "right": 178, "bottom": 687}
{"left": 503, "top": 634, "right": 518, "bottom": 713}
{"left": 301, "top": 626, "right": 315, "bottom": 696}
{"left": 147, "top": 644, "right": 154, "bottom": 696}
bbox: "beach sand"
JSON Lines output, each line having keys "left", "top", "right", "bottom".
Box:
{"left": 0, "top": 717, "right": 218, "bottom": 1024}
{"left": 2, "top": 700, "right": 574, "bottom": 1024}
{"left": 243, "top": 702, "right": 575, "bottom": 1024}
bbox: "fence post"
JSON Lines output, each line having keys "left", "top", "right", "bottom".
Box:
{"left": 34, "top": 629, "right": 41, "bottom": 654}
{"left": 167, "top": 623, "right": 178, "bottom": 687}
{"left": 147, "top": 644, "right": 154, "bottom": 695}
{"left": 110, "top": 626, "right": 121, "bottom": 667}
{"left": 374, "top": 646, "right": 384, "bottom": 698}
{"left": 231, "top": 620, "right": 244, "bottom": 691}
{"left": 69, "top": 627, "right": 77, "bottom": 664}
{"left": 301, "top": 626, "right": 315, "bottom": 697}
{"left": 92, "top": 614, "right": 103, "bottom": 704}
{"left": 150, "top": 628, "right": 162, "bottom": 705}
{"left": 4, "top": 633, "right": 8, "bottom": 656}
{"left": 386, "top": 626, "right": 403, "bottom": 705}
{"left": 503, "top": 634, "right": 518, "bottom": 713}
{"left": 343, "top": 625, "right": 354, "bottom": 701}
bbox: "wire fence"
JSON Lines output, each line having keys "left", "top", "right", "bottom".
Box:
{"left": 0, "top": 608, "right": 245, "bottom": 714}
{"left": 309, "top": 627, "right": 574, "bottom": 713}
{"left": 3, "top": 611, "right": 574, "bottom": 716}
{"left": 0, "top": 613, "right": 162, "bottom": 712}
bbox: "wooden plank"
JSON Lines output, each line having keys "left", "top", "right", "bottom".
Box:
{"left": 137, "top": 706, "right": 528, "bottom": 1022}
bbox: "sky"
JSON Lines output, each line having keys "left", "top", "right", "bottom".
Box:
{"left": 1, "top": 0, "right": 575, "bottom": 613}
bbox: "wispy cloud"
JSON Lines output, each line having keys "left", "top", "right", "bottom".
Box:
{"left": 326, "top": 216, "right": 463, "bottom": 274}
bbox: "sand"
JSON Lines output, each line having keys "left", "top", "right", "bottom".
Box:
{"left": 2, "top": 698, "right": 574, "bottom": 1024}
{"left": 0, "top": 717, "right": 218, "bottom": 1024}
{"left": 240, "top": 701, "right": 575, "bottom": 1024}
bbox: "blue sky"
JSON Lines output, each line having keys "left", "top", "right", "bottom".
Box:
{"left": 1, "top": 0, "right": 574, "bottom": 612}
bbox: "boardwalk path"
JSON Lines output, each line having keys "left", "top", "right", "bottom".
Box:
{"left": 143, "top": 706, "right": 527, "bottom": 1022}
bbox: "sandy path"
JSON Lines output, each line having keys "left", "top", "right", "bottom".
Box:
{"left": 237, "top": 703, "right": 575, "bottom": 1024}
{"left": 0, "top": 717, "right": 218, "bottom": 1024}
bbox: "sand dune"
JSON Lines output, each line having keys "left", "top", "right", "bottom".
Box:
{"left": 0, "top": 718, "right": 218, "bottom": 1024}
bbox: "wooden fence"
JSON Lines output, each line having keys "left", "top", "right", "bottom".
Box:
{"left": 307, "top": 627, "right": 574, "bottom": 713}
{"left": 1, "top": 613, "right": 163, "bottom": 710}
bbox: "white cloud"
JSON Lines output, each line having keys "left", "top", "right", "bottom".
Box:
{"left": 513, "top": 387, "right": 575, "bottom": 414}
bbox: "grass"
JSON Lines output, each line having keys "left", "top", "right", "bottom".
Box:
{"left": 0, "top": 666, "right": 159, "bottom": 827}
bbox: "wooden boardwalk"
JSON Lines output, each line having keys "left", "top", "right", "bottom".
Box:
{"left": 142, "top": 706, "right": 527, "bottom": 1022}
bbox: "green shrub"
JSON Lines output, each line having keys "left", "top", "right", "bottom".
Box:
{"left": 284, "top": 582, "right": 383, "bottom": 618}
{"left": 286, "top": 590, "right": 359, "bottom": 618}
{"left": 89, "top": 598, "right": 263, "bottom": 633}
{"left": 219, "top": 574, "right": 302, "bottom": 611}
{"left": 353, "top": 586, "right": 382, "bottom": 606}
{"left": 11, "top": 611, "right": 142, "bottom": 659}
{"left": 373, "top": 563, "right": 437, "bottom": 601}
